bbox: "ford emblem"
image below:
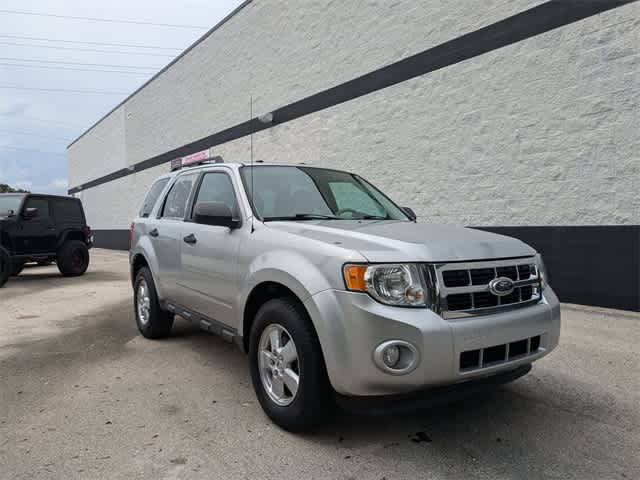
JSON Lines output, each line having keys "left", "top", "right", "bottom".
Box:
{"left": 488, "top": 277, "right": 515, "bottom": 296}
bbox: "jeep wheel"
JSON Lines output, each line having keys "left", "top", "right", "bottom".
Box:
{"left": 249, "top": 297, "right": 331, "bottom": 432}
{"left": 11, "top": 262, "right": 24, "bottom": 276}
{"left": 134, "top": 267, "right": 173, "bottom": 339}
{"left": 0, "top": 247, "right": 10, "bottom": 287}
{"left": 57, "top": 241, "right": 90, "bottom": 277}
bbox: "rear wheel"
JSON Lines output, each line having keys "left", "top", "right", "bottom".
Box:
{"left": 249, "top": 297, "right": 331, "bottom": 432}
{"left": 0, "top": 248, "right": 10, "bottom": 287}
{"left": 57, "top": 241, "right": 90, "bottom": 277}
{"left": 134, "top": 267, "right": 173, "bottom": 339}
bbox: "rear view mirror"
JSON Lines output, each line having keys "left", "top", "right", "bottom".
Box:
{"left": 23, "top": 207, "right": 39, "bottom": 219}
{"left": 402, "top": 206, "right": 417, "bottom": 221}
{"left": 193, "top": 202, "right": 240, "bottom": 229}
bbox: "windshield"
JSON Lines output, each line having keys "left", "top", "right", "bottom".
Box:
{"left": 0, "top": 195, "right": 25, "bottom": 217}
{"left": 240, "top": 166, "right": 409, "bottom": 221}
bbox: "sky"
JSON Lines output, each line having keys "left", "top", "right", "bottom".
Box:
{"left": 0, "top": 0, "right": 243, "bottom": 194}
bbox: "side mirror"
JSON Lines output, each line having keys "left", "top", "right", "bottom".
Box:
{"left": 23, "top": 207, "right": 39, "bottom": 219}
{"left": 401, "top": 206, "right": 417, "bottom": 221}
{"left": 193, "top": 202, "right": 240, "bottom": 229}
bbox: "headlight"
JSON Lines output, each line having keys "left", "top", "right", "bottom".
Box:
{"left": 343, "top": 263, "right": 427, "bottom": 307}
{"left": 535, "top": 253, "right": 549, "bottom": 289}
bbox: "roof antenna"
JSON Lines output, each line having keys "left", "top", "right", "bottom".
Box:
{"left": 250, "top": 95, "right": 255, "bottom": 233}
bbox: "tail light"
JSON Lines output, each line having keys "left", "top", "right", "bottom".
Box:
{"left": 84, "top": 226, "right": 92, "bottom": 237}
{"left": 128, "top": 223, "right": 134, "bottom": 250}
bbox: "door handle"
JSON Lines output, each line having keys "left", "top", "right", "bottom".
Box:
{"left": 183, "top": 233, "right": 197, "bottom": 245}
{"left": 149, "top": 228, "right": 159, "bottom": 237}
{"left": 47, "top": 226, "right": 56, "bottom": 231}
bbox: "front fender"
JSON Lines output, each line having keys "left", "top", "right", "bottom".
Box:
{"left": 236, "top": 250, "right": 335, "bottom": 335}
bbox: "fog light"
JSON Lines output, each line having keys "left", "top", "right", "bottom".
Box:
{"left": 373, "top": 340, "right": 420, "bottom": 375}
{"left": 382, "top": 345, "right": 400, "bottom": 368}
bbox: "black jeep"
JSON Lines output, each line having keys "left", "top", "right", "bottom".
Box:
{"left": 0, "top": 193, "right": 93, "bottom": 287}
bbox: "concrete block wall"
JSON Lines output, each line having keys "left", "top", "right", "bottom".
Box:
{"left": 67, "top": 0, "right": 640, "bottom": 309}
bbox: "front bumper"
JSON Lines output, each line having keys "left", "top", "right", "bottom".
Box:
{"left": 304, "top": 287, "right": 560, "bottom": 397}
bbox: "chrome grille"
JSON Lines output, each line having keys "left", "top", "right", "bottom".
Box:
{"left": 435, "top": 257, "right": 541, "bottom": 318}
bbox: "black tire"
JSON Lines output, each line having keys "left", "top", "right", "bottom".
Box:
{"left": 133, "top": 267, "right": 173, "bottom": 339}
{"left": 249, "top": 297, "right": 331, "bottom": 432}
{"left": 11, "top": 262, "right": 24, "bottom": 276}
{"left": 0, "top": 247, "right": 10, "bottom": 288}
{"left": 57, "top": 241, "right": 90, "bottom": 277}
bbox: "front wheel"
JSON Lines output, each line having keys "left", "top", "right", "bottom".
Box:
{"left": 134, "top": 267, "right": 173, "bottom": 339}
{"left": 57, "top": 241, "right": 90, "bottom": 277}
{"left": 249, "top": 297, "right": 331, "bottom": 432}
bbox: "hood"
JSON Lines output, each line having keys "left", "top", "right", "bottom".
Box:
{"left": 266, "top": 220, "right": 535, "bottom": 262}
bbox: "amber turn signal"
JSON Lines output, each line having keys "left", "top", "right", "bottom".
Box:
{"left": 343, "top": 264, "right": 368, "bottom": 291}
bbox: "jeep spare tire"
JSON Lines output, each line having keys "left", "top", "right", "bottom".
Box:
{"left": 57, "top": 240, "right": 90, "bottom": 277}
{"left": 0, "top": 247, "right": 10, "bottom": 287}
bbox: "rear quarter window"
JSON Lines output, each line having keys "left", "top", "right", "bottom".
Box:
{"left": 52, "top": 199, "right": 83, "bottom": 222}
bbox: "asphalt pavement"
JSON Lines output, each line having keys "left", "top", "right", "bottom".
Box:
{"left": 1, "top": 249, "right": 638, "bottom": 479}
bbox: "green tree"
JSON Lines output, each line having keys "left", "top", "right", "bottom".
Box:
{"left": 0, "top": 184, "right": 29, "bottom": 193}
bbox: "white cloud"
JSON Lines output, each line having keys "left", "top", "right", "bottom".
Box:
{"left": 50, "top": 178, "right": 68, "bottom": 189}
{"left": 7, "top": 178, "right": 68, "bottom": 195}
{"left": 14, "top": 180, "right": 33, "bottom": 190}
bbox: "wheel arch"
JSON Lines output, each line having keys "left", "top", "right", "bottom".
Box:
{"left": 131, "top": 252, "right": 150, "bottom": 286}
{"left": 56, "top": 229, "right": 86, "bottom": 249}
{"left": 241, "top": 279, "right": 315, "bottom": 354}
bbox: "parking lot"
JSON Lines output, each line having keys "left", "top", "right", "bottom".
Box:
{"left": 0, "top": 249, "right": 638, "bottom": 479}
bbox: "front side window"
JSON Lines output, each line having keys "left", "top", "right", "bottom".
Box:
{"left": 192, "top": 172, "right": 238, "bottom": 217}
{"left": 161, "top": 173, "right": 198, "bottom": 219}
{"left": 240, "top": 166, "right": 409, "bottom": 221}
{"left": 140, "top": 178, "right": 169, "bottom": 217}
{"left": 23, "top": 197, "right": 51, "bottom": 220}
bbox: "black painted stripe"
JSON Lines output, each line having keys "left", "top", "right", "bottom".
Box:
{"left": 68, "top": 0, "right": 636, "bottom": 194}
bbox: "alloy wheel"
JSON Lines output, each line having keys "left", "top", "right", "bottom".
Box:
{"left": 258, "top": 323, "right": 300, "bottom": 406}
{"left": 136, "top": 279, "right": 151, "bottom": 325}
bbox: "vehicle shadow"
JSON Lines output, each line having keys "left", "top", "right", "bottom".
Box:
{"left": 302, "top": 382, "right": 630, "bottom": 478}
{"left": 4, "top": 296, "right": 635, "bottom": 479}
{"left": 3, "top": 271, "right": 127, "bottom": 298}
{"left": 14, "top": 269, "right": 125, "bottom": 282}
{"left": 168, "top": 319, "right": 636, "bottom": 477}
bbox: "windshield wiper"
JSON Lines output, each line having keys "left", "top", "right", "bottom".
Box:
{"left": 263, "top": 213, "right": 340, "bottom": 221}
{"left": 354, "top": 215, "right": 388, "bottom": 220}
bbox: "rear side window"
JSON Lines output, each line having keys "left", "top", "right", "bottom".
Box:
{"left": 161, "top": 173, "right": 198, "bottom": 219}
{"left": 52, "top": 199, "right": 83, "bottom": 222}
{"left": 139, "top": 178, "right": 169, "bottom": 217}
{"left": 24, "top": 197, "right": 51, "bottom": 220}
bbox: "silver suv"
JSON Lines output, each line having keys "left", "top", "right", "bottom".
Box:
{"left": 130, "top": 160, "right": 560, "bottom": 431}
